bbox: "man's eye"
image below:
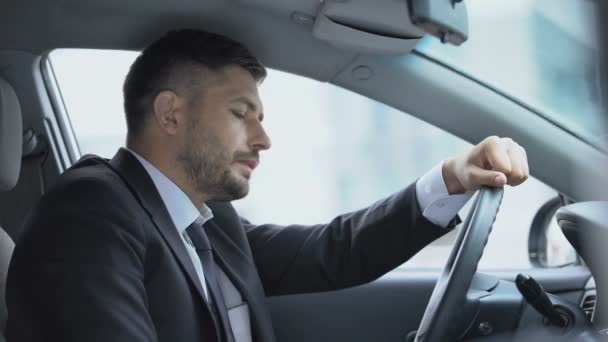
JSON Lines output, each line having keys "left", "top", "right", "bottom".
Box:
{"left": 232, "top": 110, "right": 246, "bottom": 119}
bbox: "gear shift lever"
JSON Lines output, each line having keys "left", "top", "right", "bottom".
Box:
{"left": 516, "top": 274, "right": 569, "bottom": 328}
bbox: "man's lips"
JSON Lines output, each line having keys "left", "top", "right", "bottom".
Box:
{"left": 236, "top": 160, "right": 259, "bottom": 170}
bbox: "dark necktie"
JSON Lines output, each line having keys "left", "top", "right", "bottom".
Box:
{"left": 186, "top": 221, "right": 234, "bottom": 342}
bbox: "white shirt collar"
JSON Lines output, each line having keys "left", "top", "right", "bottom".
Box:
{"left": 126, "top": 148, "right": 214, "bottom": 233}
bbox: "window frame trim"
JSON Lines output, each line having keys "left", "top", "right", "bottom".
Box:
{"left": 40, "top": 52, "right": 82, "bottom": 166}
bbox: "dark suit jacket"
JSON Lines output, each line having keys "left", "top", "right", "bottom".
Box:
{"left": 6, "top": 148, "right": 451, "bottom": 342}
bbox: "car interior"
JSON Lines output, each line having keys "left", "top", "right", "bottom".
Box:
{"left": 0, "top": 0, "right": 607, "bottom": 341}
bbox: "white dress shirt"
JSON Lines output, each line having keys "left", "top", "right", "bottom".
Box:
{"left": 128, "top": 149, "right": 214, "bottom": 301}
{"left": 129, "top": 149, "right": 254, "bottom": 341}
{"left": 415, "top": 162, "right": 475, "bottom": 227}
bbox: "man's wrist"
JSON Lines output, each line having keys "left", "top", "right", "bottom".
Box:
{"left": 442, "top": 158, "right": 466, "bottom": 195}
{"left": 416, "top": 161, "right": 474, "bottom": 228}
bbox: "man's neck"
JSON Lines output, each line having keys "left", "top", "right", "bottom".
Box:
{"left": 126, "top": 143, "right": 209, "bottom": 207}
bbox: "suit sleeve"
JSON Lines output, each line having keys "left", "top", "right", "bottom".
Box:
{"left": 244, "top": 181, "right": 458, "bottom": 296}
{"left": 6, "top": 177, "right": 158, "bottom": 342}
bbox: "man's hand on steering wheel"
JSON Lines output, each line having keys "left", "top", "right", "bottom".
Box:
{"left": 442, "top": 136, "right": 530, "bottom": 195}
{"left": 414, "top": 136, "right": 530, "bottom": 342}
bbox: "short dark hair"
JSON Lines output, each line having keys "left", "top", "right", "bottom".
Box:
{"left": 123, "top": 29, "right": 267, "bottom": 142}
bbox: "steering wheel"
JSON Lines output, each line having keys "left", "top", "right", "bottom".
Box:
{"left": 414, "top": 186, "right": 504, "bottom": 342}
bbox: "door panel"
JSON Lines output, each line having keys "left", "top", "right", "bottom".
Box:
{"left": 269, "top": 271, "right": 435, "bottom": 342}
{"left": 268, "top": 266, "right": 591, "bottom": 342}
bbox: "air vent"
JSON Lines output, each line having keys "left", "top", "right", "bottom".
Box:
{"left": 581, "top": 292, "right": 596, "bottom": 321}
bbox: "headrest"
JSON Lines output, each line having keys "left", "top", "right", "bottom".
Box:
{"left": 0, "top": 227, "right": 14, "bottom": 334}
{"left": 0, "top": 78, "right": 22, "bottom": 191}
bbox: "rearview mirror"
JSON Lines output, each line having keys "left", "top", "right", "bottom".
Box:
{"left": 312, "top": 0, "right": 469, "bottom": 55}
{"left": 409, "top": 0, "right": 469, "bottom": 45}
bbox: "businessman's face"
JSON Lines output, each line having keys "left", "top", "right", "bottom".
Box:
{"left": 177, "top": 65, "right": 271, "bottom": 201}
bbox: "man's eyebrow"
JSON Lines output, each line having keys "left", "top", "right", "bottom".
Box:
{"left": 231, "top": 96, "right": 264, "bottom": 121}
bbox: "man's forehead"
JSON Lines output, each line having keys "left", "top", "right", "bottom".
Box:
{"left": 199, "top": 65, "right": 264, "bottom": 111}
{"left": 219, "top": 82, "right": 264, "bottom": 112}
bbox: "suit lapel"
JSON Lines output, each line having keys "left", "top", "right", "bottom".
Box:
{"left": 106, "top": 149, "right": 210, "bottom": 306}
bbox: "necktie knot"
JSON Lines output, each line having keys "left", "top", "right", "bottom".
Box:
{"left": 186, "top": 221, "right": 212, "bottom": 252}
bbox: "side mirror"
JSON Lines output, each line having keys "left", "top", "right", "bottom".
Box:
{"left": 528, "top": 196, "right": 578, "bottom": 267}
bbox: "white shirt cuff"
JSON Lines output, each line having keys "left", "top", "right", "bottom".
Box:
{"left": 416, "top": 161, "right": 474, "bottom": 228}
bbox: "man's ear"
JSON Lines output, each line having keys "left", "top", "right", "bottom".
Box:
{"left": 152, "top": 90, "right": 182, "bottom": 136}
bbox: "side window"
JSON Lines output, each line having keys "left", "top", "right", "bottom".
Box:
{"left": 48, "top": 49, "right": 576, "bottom": 270}
{"left": 403, "top": 178, "right": 572, "bottom": 270}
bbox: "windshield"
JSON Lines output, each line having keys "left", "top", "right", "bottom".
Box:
{"left": 416, "top": 0, "right": 605, "bottom": 147}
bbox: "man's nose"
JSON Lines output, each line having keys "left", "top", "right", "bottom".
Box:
{"left": 249, "top": 122, "right": 271, "bottom": 151}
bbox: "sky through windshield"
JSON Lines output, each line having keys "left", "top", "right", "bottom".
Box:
{"left": 416, "top": 0, "right": 605, "bottom": 147}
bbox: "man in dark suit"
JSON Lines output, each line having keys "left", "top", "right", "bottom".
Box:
{"left": 6, "top": 29, "right": 528, "bottom": 341}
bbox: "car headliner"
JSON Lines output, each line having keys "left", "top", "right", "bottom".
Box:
{"left": 0, "top": 0, "right": 357, "bottom": 82}
{"left": 1, "top": 0, "right": 607, "bottom": 201}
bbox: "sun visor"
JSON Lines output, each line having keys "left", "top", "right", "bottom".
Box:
{"left": 313, "top": 0, "right": 468, "bottom": 55}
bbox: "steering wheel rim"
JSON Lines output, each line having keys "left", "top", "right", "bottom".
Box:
{"left": 414, "top": 186, "right": 504, "bottom": 342}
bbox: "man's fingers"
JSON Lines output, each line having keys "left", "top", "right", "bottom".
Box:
{"left": 506, "top": 145, "right": 525, "bottom": 186}
{"left": 479, "top": 137, "right": 529, "bottom": 187}
{"left": 448, "top": 136, "right": 530, "bottom": 193}
{"left": 469, "top": 165, "right": 507, "bottom": 188}
{"left": 519, "top": 144, "right": 530, "bottom": 180}
{"left": 482, "top": 136, "right": 512, "bottom": 174}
